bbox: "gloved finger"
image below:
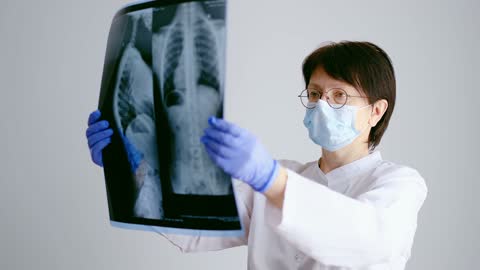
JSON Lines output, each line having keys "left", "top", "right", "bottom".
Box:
{"left": 207, "top": 116, "right": 243, "bottom": 137}
{"left": 203, "top": 141, "right": 229, "bottom": 166}
{"left": 90, "top": 137, "right": 111, "bottom": 167}
{"left": 203, "top": 127, "right": 239, "bottom": 148}
{"left": 86, "top": 120, "right": 109, "bottom": 137}
{"left": 88, "top": 128, "right": 114, "bottom": 148}
{"left": 201, "top": 136, "right": 236, "bottom": 158}
{"left": 88, "top": 110, "right": 101, "bottom": 126}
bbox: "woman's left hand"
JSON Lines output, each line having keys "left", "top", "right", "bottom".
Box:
{"left": 201, "top": 116, "right": 280, "bottom": 193}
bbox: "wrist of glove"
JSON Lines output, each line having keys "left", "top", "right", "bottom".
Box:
{"left": 252, "top": 159, "right": 281, "bottom": 193}
{"left": 201, "top": 116, "right": 280, "bottom": 193}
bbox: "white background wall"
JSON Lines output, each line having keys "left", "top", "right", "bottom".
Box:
{"left": 1, "top": 0, "right": 479, "bottom": 269}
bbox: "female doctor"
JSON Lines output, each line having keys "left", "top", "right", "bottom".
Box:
{"left": 86, "top": 41, "right": 428, "bottom": 269}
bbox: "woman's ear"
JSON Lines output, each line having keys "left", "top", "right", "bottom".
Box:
{"left": 369, "top": 99, "right": 388, "bottom": 127}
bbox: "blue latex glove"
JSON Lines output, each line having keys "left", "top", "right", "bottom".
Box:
{"left": 86, "top": 110, "right": 113, "bottom": 167}
{"left": 86, "top": 110, "right": 143, "bottom": 171}
{"left": 200, "top": 116, "right": 280, "bottom": 193}
{"left": 119, "top": 132, "right": 144, "bottom": 172}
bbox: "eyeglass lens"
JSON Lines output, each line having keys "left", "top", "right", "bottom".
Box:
{"left": 299, "top": 88, "right": 348, "bottom": 109}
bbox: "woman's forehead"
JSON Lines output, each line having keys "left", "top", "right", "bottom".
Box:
{"left": 308, "top": 68, "right": 361, "bottom": 95}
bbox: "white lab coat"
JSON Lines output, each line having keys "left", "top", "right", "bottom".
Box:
{"left": 155, "top": 151, "right": 428, "bottom": 269}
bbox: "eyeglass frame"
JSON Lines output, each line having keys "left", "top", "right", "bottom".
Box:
{"left": 297, "top": 87, "right": 377, "bottom": 109}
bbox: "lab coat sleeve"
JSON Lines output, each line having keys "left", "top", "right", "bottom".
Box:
{"left": 153, "top": 179, "right": 254, "bottom": 253}
{"left": 264, "top": 164, "right": 428, "bottom": 268}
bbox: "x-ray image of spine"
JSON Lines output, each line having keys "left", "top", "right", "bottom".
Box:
{"left": 113, "top": 11, "right": 164, "bottom": 219}
{"left": 152, "top": 2, "right": 230, "bottom": 195}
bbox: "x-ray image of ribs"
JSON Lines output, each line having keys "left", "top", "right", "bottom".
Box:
{"left": 113, "top": 14, "right": 164, "bottom": 219}
{"left": 152, "top": 2, "right": 230, "bottom": 195}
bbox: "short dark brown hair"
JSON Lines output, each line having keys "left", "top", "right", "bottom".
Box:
{"left": 302, "top": 41, "right": 396, "bottom": 150}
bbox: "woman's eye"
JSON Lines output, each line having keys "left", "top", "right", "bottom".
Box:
{"left": 333, "top": 91, "right": 345, "bottom": 98}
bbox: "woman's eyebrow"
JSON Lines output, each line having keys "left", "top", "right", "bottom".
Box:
{"left": 307, "top": 83, "right": 323, "bottom": 90}
{"left": 307, "top": 83, "right": 346, "bottom": 90}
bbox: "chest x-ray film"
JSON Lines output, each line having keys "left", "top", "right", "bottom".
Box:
{"left": 97, "top": 0, "right": 243, "bottom": 237}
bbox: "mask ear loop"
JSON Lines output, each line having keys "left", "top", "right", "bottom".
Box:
{"left": 357, "top": 104, "right": 374, "bottom": 134}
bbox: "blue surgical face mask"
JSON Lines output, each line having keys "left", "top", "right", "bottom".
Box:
{"left": 303, "top": 99, "right": 372, "bottom": 152}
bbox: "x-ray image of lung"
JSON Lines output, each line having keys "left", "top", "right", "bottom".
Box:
{"left": 114, "top": 42, "right": 163, "bottom": 219}
{"left": 152, "top": 2, "right": 229, "bottom": 196}
{"left": 97, "top": 0, "right": 242, "bottom": 236}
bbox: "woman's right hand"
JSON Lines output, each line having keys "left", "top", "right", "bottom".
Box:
{"left": 86, "top": 109, "right": 113, "bottom": 167}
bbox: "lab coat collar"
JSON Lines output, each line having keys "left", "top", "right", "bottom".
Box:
{"left": 314, "top": 151, "right": 383, "bottom": 192}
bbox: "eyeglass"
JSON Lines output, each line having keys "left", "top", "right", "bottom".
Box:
{"left": 298, "top": 88, "right": 371, "bottom": 109}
